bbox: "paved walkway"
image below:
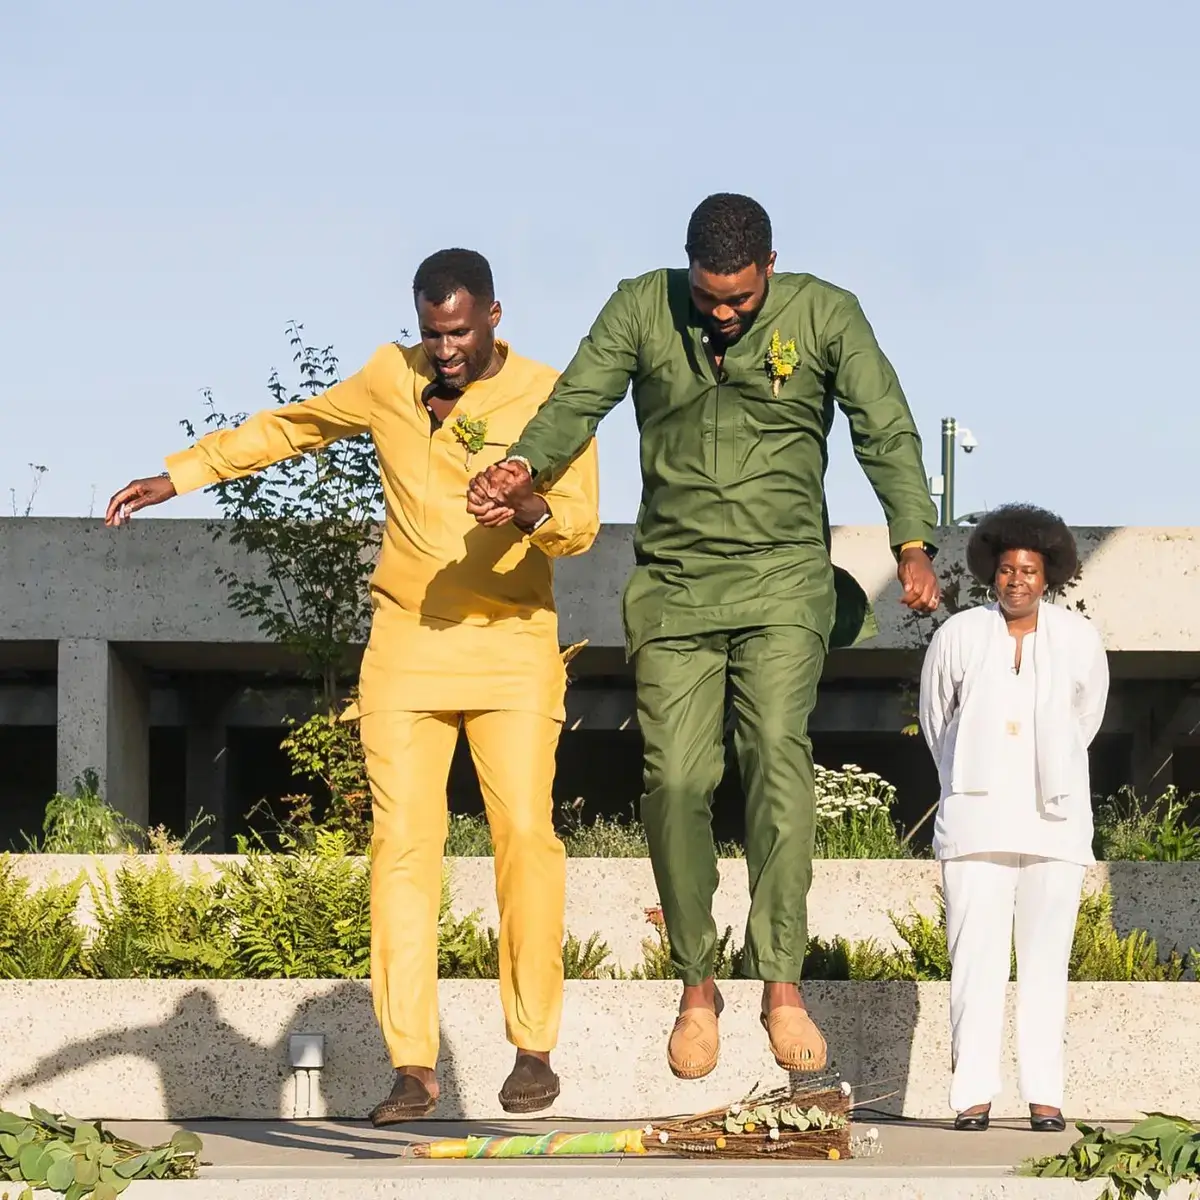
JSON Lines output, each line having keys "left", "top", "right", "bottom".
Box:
{"left": 106, "top": 1116, "right": 1140, "bottom": 1197}
{"left": 112, "top": 1115, "right": 1101, "bottom": 1170}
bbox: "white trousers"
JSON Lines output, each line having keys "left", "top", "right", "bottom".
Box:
{"left": 942, "top": 853, "right": 1085, "bottom": 1112}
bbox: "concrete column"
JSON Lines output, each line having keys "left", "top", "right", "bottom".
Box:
{"left": 56, "top": 639, "right": 150, "bottom": 826}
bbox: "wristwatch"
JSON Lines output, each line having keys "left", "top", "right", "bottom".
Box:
{"left": 900, "top": 540, "right": 936, "bottom": 558}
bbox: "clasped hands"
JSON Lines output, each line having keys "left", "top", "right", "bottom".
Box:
{"left": 466, "top": 460, "right": 548, "bottom": 532}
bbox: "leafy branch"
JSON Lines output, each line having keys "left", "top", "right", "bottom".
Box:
{"left": 185, "top": 322, "right": 392, "bottom": 711}
{"left": 1023, "top": 1112, "right": 1200, "bottom": 1198}
{"left": 0, "top": 1106, "right": 200, "bottom": 1198}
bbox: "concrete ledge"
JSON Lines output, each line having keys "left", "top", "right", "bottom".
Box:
{"left": 13, "top": 856, "right": 1200, "bottom": 968}
{"left": 1, "top": 980, "right": 1196, "bottom": 1122}
{"left": 116, "top": 1170, "right": 1163, "bottom": 1199}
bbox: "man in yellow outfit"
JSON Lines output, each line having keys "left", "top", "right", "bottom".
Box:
{"left": 104, "top": 249, "right": 600, "bottom": 1123}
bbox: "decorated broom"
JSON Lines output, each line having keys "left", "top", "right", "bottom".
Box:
{"left": 404, "top": 1075, "right": 854, "bottom": 1161}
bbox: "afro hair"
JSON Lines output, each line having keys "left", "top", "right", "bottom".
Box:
{"left": 966, "top": 504, "right": 1079, "bottom": 591}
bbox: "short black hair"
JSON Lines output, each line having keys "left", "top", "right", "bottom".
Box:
{"left": 412, "top": 248, "right": 494, "bottom": 305}
{"left": 685, "top": 193, "right": 773, "bottom": 274}
{"left": 966, "top": 504, "right": 1079, "bottom": 590}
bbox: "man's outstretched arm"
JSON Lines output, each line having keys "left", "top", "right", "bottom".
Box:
{"left": 106, "top": 352, "right": 379, "bottom": 525}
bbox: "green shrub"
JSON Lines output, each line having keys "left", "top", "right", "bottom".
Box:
{"left": 87, "top": 858, "right": 232, "bottom": 979}
{"left": 219, "top": 828, "right": 371, "bottom": 979}
{"left": 0, "top": 858, "right": 86, "bottom": 979}
{"left": 22, "top": 771, "right": 142, "bottom": 855}
{"left": 1094, "top": 786, "right": 1200, "bottom": 862}
{"left": 1070, "top": 888, "right": 1187, "bottom": 982}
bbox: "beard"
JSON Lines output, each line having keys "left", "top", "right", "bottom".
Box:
{"left": 702, "top": 298, "right": 765, "bottom": 349}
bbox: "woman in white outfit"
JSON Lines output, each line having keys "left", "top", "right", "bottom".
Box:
{"left": 919, "top": 505, "right": 1108, "bottom": 1133}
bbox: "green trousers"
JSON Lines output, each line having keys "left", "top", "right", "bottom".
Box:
{"left": 635, "top": 625, "right": 825, "bottom": 986}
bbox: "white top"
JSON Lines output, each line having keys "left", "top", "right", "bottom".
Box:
{"left": 919, "top": 603, "right": 1109, "bottom": 865}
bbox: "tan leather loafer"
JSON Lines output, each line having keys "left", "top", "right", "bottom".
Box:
{"left": 668, "top": 988, "right": 724, "bottom": 1080}
{"left": 761, "top": 1007, "right": 828, "bottom": 1072}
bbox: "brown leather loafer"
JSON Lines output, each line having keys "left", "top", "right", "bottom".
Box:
{"left": 499, "top": 1055, "right": 561, "bottom": 1114}
{"left": 369, "top": 1070, "right": 437, "bottom": 1126}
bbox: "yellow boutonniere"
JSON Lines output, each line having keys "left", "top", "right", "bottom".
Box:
{"left": 452, "top": 413, "right": 488, "bottom": 466}
{"left": 765, "top": 330, "right": 801, "bottom": 397}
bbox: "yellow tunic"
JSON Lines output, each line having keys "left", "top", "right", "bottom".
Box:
{"left": 165, "top": 341, "right": 600, "bottom": 721}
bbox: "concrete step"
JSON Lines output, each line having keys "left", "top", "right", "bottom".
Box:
{"left": 13, "top": 855, "right": 1200, "bottom": 970}
{"left": 2, "top": 979, "right": 1195, "bottom": 1122}
{"left": 107, "top": 1119, "right": 1152, "bottom": 1198}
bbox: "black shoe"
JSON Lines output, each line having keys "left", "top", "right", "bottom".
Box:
{"left": 954, "top": 1109, "right": 990, "bottom": 1131}
{"left": 1030, "top": 1112, "right": 1066, "bottom": 1133}
{"left": 499, "top": 1054, "right": 561, "bottom": 1115}
{"left": 369, "top": 1070, "right": 437, "bottom": 1126}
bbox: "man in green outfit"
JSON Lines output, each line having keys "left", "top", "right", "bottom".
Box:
{"left": 467, "top": 194, "right": 941, "bottom": 1079}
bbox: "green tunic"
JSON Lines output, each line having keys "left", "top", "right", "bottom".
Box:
{"left": 509, "top": 268, "right": 937, "bottom": 654}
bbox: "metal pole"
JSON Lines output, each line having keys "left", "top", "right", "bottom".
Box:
{"left": 940, "top": 417, "right": 956, "bottom": 526}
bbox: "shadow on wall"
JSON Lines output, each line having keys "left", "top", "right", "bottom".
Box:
{"left": 0, "top": 982, "right": 465, "bottom": 1126}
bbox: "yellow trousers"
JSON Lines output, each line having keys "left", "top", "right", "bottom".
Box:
{"left": 360, "top": 709, "right": 566, "bottom": 1068}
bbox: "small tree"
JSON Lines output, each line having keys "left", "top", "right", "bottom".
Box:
{"left": 184, "top": 322, "right": 390, "bottom": 712}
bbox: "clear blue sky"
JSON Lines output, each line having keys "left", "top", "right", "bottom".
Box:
{"left": 2, "top": 1, "right": 1195, "bottom": 525}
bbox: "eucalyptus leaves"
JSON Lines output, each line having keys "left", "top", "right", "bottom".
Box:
{"left": 0, "top": 1107, "right": 200, "bottom": 1199}
{"left": 723, "top": 1100, "right": 847, "bottom": 1137}
{"left": 1023, "top": 1112, "right": 1200, "bottom": 1199}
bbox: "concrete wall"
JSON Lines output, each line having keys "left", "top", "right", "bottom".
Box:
{"left": 5, "top": 519, "right": 1200, "bottom": 653}
{"left": 0, "top": 978, "right": 1193, "bottom": 1121}
{"left": 4, "top": 519, "right": 1200, "bottom": 837}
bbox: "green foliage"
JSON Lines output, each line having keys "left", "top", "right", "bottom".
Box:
{"left": 801, "top": 887, "right": 1186, "bottom": 983}
{"left": 0, "top": 858, "right": 85, "bottom": 979}
{"left": 86, "top": 859, "right": 232, "bottom": 980}
{"left": 629, "top": 908, "right": 742, "bottom": 980}
{"left": 273, "top": 700, "right": 372, "bottom": 853}
{"left": 20, "top": 770, "right": 212, "bottom": 856}
{"left": 445, "top": 926, "right": 619, "bottom": 980}
{"left": 0, "top": 1106, "right": 200, "bottom": 1197}
{"left": 557, "top": 800, "right": 651, "bottom": 858}
{"left": 22, "top": 772, "right": 140, "bottom": 855}
{"left": 801, "top": 934, "right": 913, "bottom": 982}
{"left": 436, "top": 877, "right": 495, "bottom": 980}
{"left": 219, "top": 828, "right": 370, "bottom": 979}
{"left": 1070, "top": 889, "right": 1187, "bottom": 983}
{"left": 185, "top": 322, "right": 387, "bottom": 710}
{"left": 1023, "top": 1112, "right": 1200, "bottom": 1199}
{"left": 0, "top": 850, "right": 1190, "bottom": 985}
{"left": 562, "top": 932, "right": 618, "bottom": 980}
{"left": 813, "top": 765, "right": 907, "bottom": 859}
{"left": 444, "top": 814, "right": 495, "bottom": 857}
{"left": 1095, "top": 787, "right": 1200, "bottom": 863}
{"left": 887, "top": 896, "right": 954, "bottom": 981}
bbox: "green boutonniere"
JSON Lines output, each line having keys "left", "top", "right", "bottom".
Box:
{"left": 765, "top": 330, "right": 801, "bottom": 397}
{"left": 452, "top": 413, "right": 488, "bottom": 466}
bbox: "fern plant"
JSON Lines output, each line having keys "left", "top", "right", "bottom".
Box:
{"left": 630, "top": 908, "right": 742, "bottom": 980}
{"left": 0, "top": 858, "right": 85, "bottom": 979}
{"left": 219, "top": 829, "right": 370, "bottom": 979}
{"left": 86, "top": 859, "right": 232, "bottom": 979}
{"left": 1070, "top": 888, "right": 1187, "bottom": 982}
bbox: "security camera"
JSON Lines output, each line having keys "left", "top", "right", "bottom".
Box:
{"left": 958, "top": 427, "right": 979, "bottom": 454}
